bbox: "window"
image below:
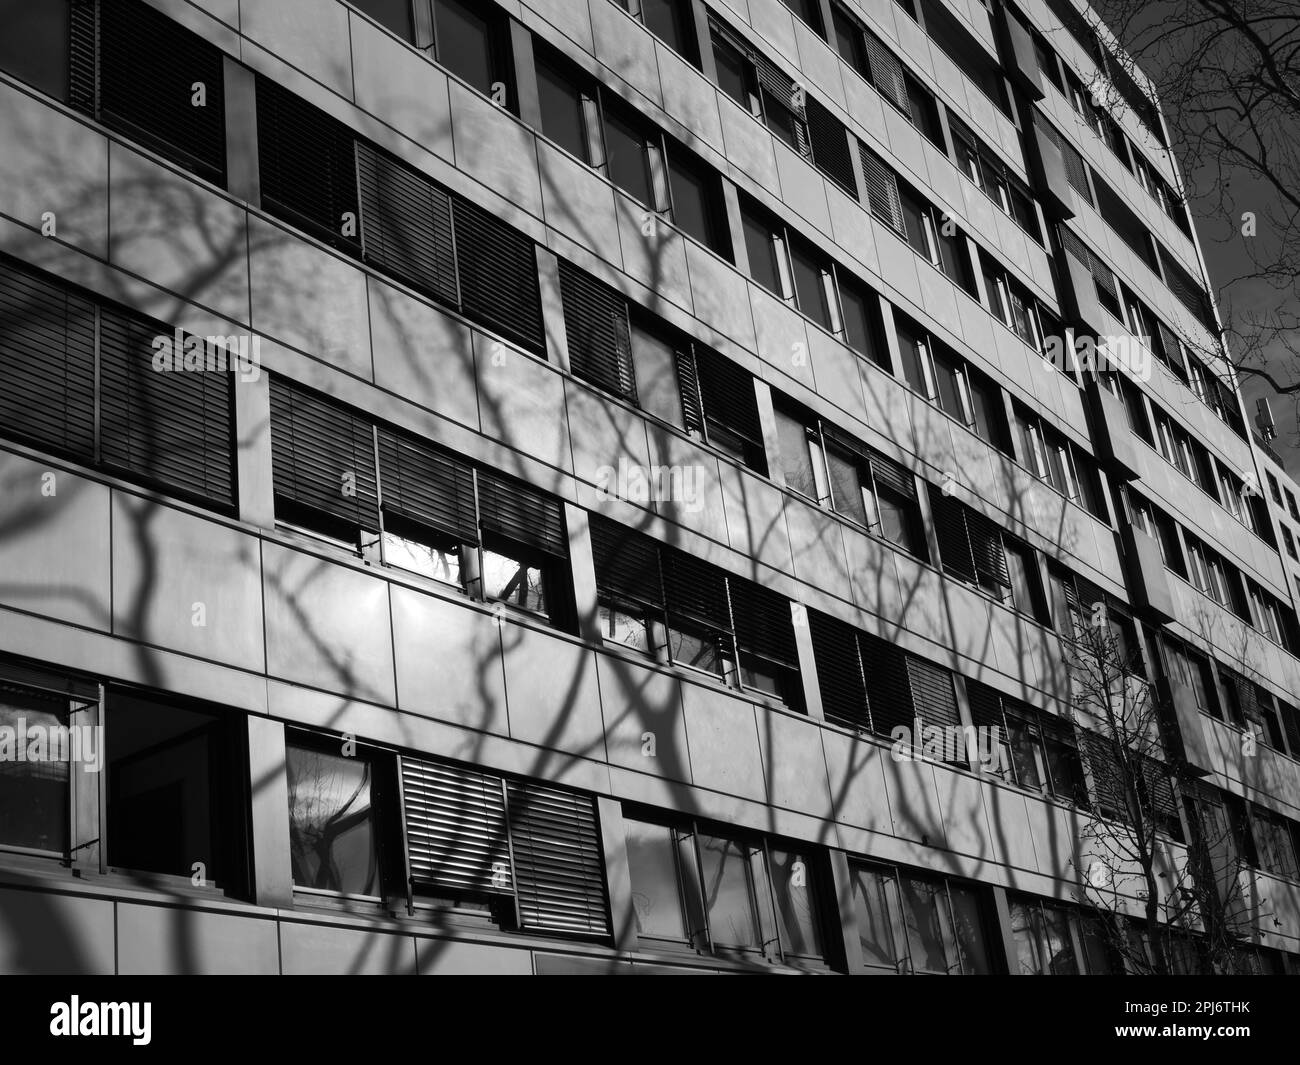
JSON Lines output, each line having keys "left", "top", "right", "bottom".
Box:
{"left": 1289, "top": 489, "right": 1300, "bottom": 522}
{"left": 602, "top": 100, "right": 663, "bottom": 208}
{"left": 624, "top": 812, "right": 827, "bottom": 966}
{"left": 560, "top": 264, "right": 766, "bottom": 472}
{"left": 928, "top": 485, "right": 1018, "bottom": 602}
{"left": 69, "top": 0, "right": 227, "bottom": 183}
{"left": 0, "top": 665, "right": 98, "bottom": 861}
{"left": 618, "top": 0, "right": 699, "bottom": 66}
{"left": 776, "top": 406, "right": 926, "bottom": 555}
{"left": 738, "top": 198, "right": 848, "bottom": 332}
{"left": 664, "top": 146, "right": 731, "bottom": 255}
{"left": 0, "top": 662, "right": 250, "bottom": 896}
{"left": 535, "top": 52, "right": 590, "bottom": 160}
{"left": 808, "top": 612, "right": 960, "bottom": 751}
{"left": 0, "top": 255, "right": 236, "bottom": 514}
{"left": 838, "top": 273, "right": 888, "bottom": 368}
{"left": 1127, "top": 490, "right": 1187, "bottom": 578}
{"left": 949, "top": 117, "right": 1040, "bottom": 242}
{"left": 1008, "top": 896, "right": 1114, "bottom": 974}
{"left": 260, "top": 82, "right": 545, "bottom": 350}
{"left": 1248, "top": 804, "right": 1300, "bottom": 880}
{"left": 1014, "top": 404, "right": 1106, "bottom": 518}
{"left": 352, "top": 0, "right": 415, "bottom": 40}
{"left": 287, "top": 735, "right": 392, "bottom": 898}
{"left": 850, "top": 862, "right": 994, "bottom": 974}
{"left": 896, "top": 318, "right": 1011, "bottom": 453}
{"left": 1032, "top": 29, "right": 1065, "bottom": 93}
{"left": 0, "top": 0, "right": 70, "bottom": 101}
{"left": 1283, "top": 527, "right": 1297, "bottom": 561}
{"left": 289, "top": 729, "right": 611, "bottom": 935}
{"left": 898, "top": 184, "right": 975, "bottom": 293}
{"left": 709, "top": 18, "right": 810, "bottom": 155}
{"left": 921, "top": 0, "right": 1010, "bottom": 115}
{"left": 781, "top": 0, "right": 825, "bottom": 36}
{"left": 1164, "top": 639, "right": 1220, "bottom": 719}
{"left": 106, "top": 691, "right": 246, "bottom": 890}
{"left": 967, "top": 681, "right": 1087, "bottom": 803}
{"left": 270, "top": 378, "right": 574, "bottom": 629}
{"left": 431, "top": 0, "right": 511, "bottom": 101}
{"left": 590, "top": 517, "right": 801, "bottom": 705}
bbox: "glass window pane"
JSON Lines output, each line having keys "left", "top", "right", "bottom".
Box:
{"left": 697, "top": 834, "right": 760, "bottom": 949}
{"left": 668, "top": 626, "right": 724, "bottom": 676}
{"left": 482, "top": 548, "right": 546, "bottom": 615}
{"left": 536, "top": 58, "right": 588, "bottom": 160}
{"left": 1007, "top": 714, "right": 1043, "bottom": 790}
{"left": 876, "top": 489, "right": 916, "bottom": 553}
{"left": 826, "top": 447, "right": 869, "bottom": 526}
{"left": 353, "top": 0, "right": 414, "bottom": 41}
{"left": 667, "top": 152, "right": 717, "bottom": 249}
{"left": 604, "top": 110, "right": 653, "bottom": 205}
{"left": 769, "top": 848, "right": 822, "bottom": 958}
{"left": 900, "top": 874, "right": 951, "bottom": 973}
{"left": 831, "top": 9, "right": 868, "bottom": 72}
{"left": 839, "top": 281, "right": 878, "bottom": 362}
{"left": 435, "top": 0, "right": 496, "bottom": 96}
{"left": 0, "top": 692, "right": 69, "bottom": 853}
{"left": 900, "top": 191, "right": 930, "bottom": 258}
{"left": 1039, "top": 905, "right": 1078, "bottom": 973}
{"left": 775, "top": 409, "right": 819, "bottom": 499}
{"left": 934, "top": 355, "right": 966, "bottom": 422}
{"left": 0, "top": 1, "right": 70, "bottom": 100}
{"left": 286, "top": 744, "right": 379, "bottom": 896}
{"left": 897, "top": 328, "right": 930, "bottom": 395}
{"left": 713, "top": 39, "right": 750, "bottom": 106}
{"left": 968, "top": 376, "right": 1004, "bottom": 448}
{"left": 948, "top": 884, "right": 992, "bottom": 974}
{"left": 1079, "top": 918, "right": 1113, "bottom": 974}
{"left": 790, "top": 246, "right": 831, "bottom": 328}
{"left": 382, "top": 523, "right": 464, "bottom": 586}
{"left": 1006, "top": 543, "right": 1038, "bottom": 617}
{"left": 108, "top": 696, "right": 225, "bottom": 882}
{"left": 742, "top": 211, "right": 782, "bottom": 294}
{"left": 641, "top": 0, "right": 688, "bottom": 53}
{"left": 851, "top": 865, "right": 902, "bottom": 971}
{"left": 599, "top": 603, "right": 652, "bottom": 654}
{"left": 763, "top": 95, "right": 802, "bottom": 150}
{"left": 624, "top": 818, "right": 687, "bottom": 941}
{"left": 1010, "top": 900, "right": 1042, "bottom": 973}
{"left": 630, "top": 322, "right": 686, "bottom": 428}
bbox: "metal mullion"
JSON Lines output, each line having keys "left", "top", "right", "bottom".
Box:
{"left": 689, "top": 825, "right": 713, "bottom": 953}
{"left": 394, "top": 754, "right": 415, "bottom": 915}
{"left": 755, "top": 838, "right": 784, "bottom": 965}
{"left": 499, "top": 776, "right": 521, "bottom": 927}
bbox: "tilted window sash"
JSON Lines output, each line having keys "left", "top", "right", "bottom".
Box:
{"left": 558, "top": 262, "right": 637, "bottom": 401}
{"left": 858, "top": 142, "right": 905, "bottom": 234}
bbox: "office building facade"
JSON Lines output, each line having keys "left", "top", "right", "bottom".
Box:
{"left": 0, "top": 0, "right": 1298, "bottom": 974}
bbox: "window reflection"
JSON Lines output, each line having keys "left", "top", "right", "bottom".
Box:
{"left": 287, "top": 745, "right": 380, "bottom": 897}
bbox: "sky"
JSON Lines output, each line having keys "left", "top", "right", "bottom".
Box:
{"left": 1098, "top": 2, "right": 1300, "bottom": 477}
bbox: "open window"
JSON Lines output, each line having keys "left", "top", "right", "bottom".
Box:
{"left": 624, "top": 810, "right": 828, "bottom": 967}
{"left": 851, "top": 861, "right": 995, "bottom": 974}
